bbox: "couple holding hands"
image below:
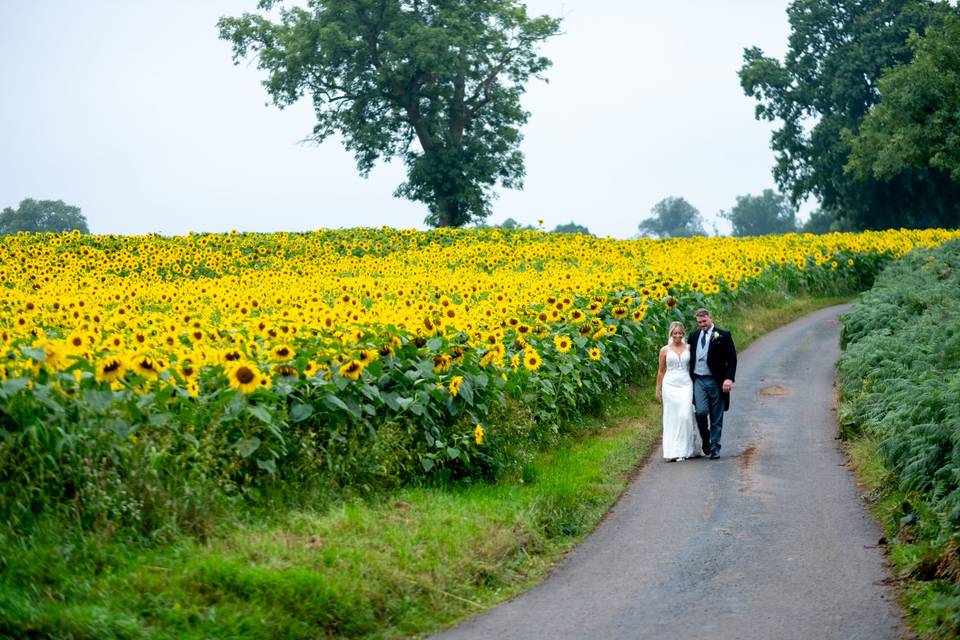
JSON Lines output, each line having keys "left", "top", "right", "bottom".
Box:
{"left": 655, "top": 308, "right": 738, "bottom": 461}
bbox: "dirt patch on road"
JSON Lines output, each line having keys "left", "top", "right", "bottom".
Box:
{"left": 759, "top": 384, "right": 793, "bottom": 397}
{"left": 738, "top": 445, "right": 758, "bottom": 493}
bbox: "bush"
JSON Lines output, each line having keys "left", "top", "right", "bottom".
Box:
{"left": 838, "top": 239, "right": 960, "bottom": 638}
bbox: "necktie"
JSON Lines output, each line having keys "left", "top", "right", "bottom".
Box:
{"left": 700, "top": 331, "right": 707, "bottom": 348}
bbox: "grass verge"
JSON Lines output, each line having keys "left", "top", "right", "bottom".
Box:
{"left": 844, "top": 430, "right": 960, "bottom": 638}
{"left": 0, "top": 292, "right": 851, "bottom": 639}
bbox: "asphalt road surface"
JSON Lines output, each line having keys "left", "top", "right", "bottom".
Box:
{"left": 435, "top": 304, "right": 905, "bottom": 640}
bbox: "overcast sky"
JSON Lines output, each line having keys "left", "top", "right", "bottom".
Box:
{"left": 0, "top": 1, "right": 807, "bottom": 238}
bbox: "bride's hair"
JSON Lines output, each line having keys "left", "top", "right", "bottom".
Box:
{"left": 666, "top": 321, "right": 686, "bottom": 345}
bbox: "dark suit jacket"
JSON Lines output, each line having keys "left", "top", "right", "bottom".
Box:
{"left": 687, "top": 327, "right": 738, "bottom": 410}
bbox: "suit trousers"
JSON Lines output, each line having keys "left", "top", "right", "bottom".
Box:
{"left": 693, "top": 375, "right": 724, "bottom": 455}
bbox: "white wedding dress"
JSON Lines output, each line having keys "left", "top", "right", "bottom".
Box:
{"left": 661, "top": 347, "right": 702, "bottom": 459}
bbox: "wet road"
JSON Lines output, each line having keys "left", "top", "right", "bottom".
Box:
{"left": 435, "top": 305, "right": 905, "bottom": 640}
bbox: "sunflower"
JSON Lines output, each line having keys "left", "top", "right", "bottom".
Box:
{"left": 554, "top": 335, "right": 572, "bottom": 353}
{"left": 274, "top": 364, "right": 299, "bottom": 379}
{"left": 474, "top": 423, "right": 485, "bottom": 446}
{"left": 303, "top": 360, "right": 321, "bottom": 377}
{"left": 480, "top": 348, "right": 503, "bottom": 368}
{"left": 65, "top": 331, "right": 91, "bottom": 353}
{"left": 220, "top": 348, "right": 243, "bottom": 364}
{"left": 228, "top": 361, "right": 261, "bottom": 393}
{"left": 449, "top": 375, "right": 464, "bottom": 397}
{"left": 357, "top": 348, "right": 379, "bottom": 364}
{"left": 611, "top": 305, "right": 628, "bottom": 319}
{"left": 272, "top": 344, "right": 294, "bottom": 361}
{"left": 95, "top": 356, "right": 126, "bottom": 382}
{"left": 178, "top": 360, "right": 198, "bottom": 382}
{"left": 523, "top": 349, "right": 542, "bottom": 371}
{"left": 433, "top": 354, "right": 452, "bottom": 373}
{"left": 36, "top": 339, "right": 68, "bottom": 371}
{"left": 129, "top": 353, "right": 161, "bottom": 379}
{"left": 588, "top": 347, "right": 602, "bottom": 361}
{"left": 338, "top": 359, "right": 365, "bottom": 380}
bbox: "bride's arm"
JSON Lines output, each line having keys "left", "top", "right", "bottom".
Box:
{"left": 655, "top": 347, "right": 667, "bottom": 402}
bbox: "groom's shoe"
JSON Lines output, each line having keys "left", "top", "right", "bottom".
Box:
{"left": 709, "top": 450, "right": 720, "bottom": 460}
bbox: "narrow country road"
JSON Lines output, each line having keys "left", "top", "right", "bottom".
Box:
{"left": 435, "top": 304, "right": 905, "bottom": 640}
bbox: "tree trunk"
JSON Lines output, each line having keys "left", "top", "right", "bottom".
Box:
{"left": 435, "top": 196, "right": 457, "bottom": 227}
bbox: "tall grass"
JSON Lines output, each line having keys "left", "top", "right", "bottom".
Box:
{"left": 838, "top": 239, "right": 960, "bottom": 638}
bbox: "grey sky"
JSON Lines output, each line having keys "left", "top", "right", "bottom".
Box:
{"left": 0, "top": 1, "right": 805, "bottom": 238}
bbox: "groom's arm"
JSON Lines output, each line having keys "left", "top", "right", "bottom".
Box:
{"left": 724, "top": 332, "right": 737, "bottom": 382}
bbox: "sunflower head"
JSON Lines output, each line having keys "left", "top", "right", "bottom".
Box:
{"left": 130, "top": 353, "right": 161, "bottom": 378}
{"left": 338, "top": 359, "right": 365, "bottom": 380}
{"left": 96, "top": 356, "right": 126, "bottom": 383}
{"left": 272, "top": 344, "right": 294, "bottom": 361}
{"left": 228, "top": 361, "right": 261, "bottom": 393}
{"left": 523, "top": 349, "right": 542, "bottom": 371}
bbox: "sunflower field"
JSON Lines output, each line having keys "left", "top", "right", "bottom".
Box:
{"left": 2, "top": 226, "right": 958, "bottom": 537}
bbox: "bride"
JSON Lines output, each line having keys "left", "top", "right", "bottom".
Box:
{"left": 655, "top": 321, "right": 702, "bottom": 461}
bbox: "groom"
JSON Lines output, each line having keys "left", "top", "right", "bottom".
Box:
{"left": 687, "top": 308, "right": 737, "bottom": 459}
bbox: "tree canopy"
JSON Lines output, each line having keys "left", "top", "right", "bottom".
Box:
{"left": 552, "top": 221, "right": 591, "bottom": 235}
{"left": 497, "top": 217, "right": 535, "bottom": 230}
{"left": 846, "top": 15, "right": 960, "bottom": 190}
{"left": 219, "top": 0, "right": 561, "bottom": 228}
{"left": 722, "top": 189, "right": 797, "bottom": 237}
{"left": 739, "top": 0, "right": 958, "bottom": 230}
{"left": 800, "top": 209, "right": 837, "bottom": 234}
{"left": 637, "top": 197, "right": 705, "bottom": 238}
{"left": 0, "top": 199, "right": 89, "bottom": 235}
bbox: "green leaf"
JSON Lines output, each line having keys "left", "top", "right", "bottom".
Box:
{"left": 446, "top": 447, "right": 460, "bottom": 459}
{"left": 381, "top": 392, "right": 401, "bottom": 411}
{"left": 426, "top": 337, "right": 444, "bottom": 351}
{"left": 235, "top": 437, "right": 261, "bottom": 459}
{"left": 458, "top": 379, "right": 474, "bottom": 405}
{"left": 247, "top": 405, "right": 273, "bottom": 425}
{"left": 256, "top": 458, "right": 277, "bottom": 475}
{"left": 323, "top": 392, "right": 350, "bottom": 413}
{"left": 289, "top": 403, "right": 314, "bottom": 422}
{"left": 359, "top": 384, "right": 381, "bottom": 402}
{"left": 417, "top": 360, "right": 435, "bottom": 378}
{"left": 19, "top": 346, "right": 46, "bottom": 362}
{"left": 421, "top": 456, "right": 435, "bottom": 472}
{"left": 0, "top": 378, "right": 30, "bottom": 397}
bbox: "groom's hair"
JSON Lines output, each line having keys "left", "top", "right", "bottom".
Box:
{"left": 694, "top": 308, "right": 711, "bottom": 318}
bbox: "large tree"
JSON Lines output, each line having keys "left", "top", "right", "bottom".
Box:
{"left": 0, "top": 199, "right": 89, "bottom": 234}
{"left": 637, "top": 197, "right": 705, "bottom": 238}
{"left": 846, "top": 15, "right": 960, "bottom": 202}
{"left": 739, "top": 0, "right": 957, "bottom": 230}
{"left": 219, "top": 0, "right": 561, "bottom": 228}
{"left": 722, "top": 189, "right": 797, "bottom": 237}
